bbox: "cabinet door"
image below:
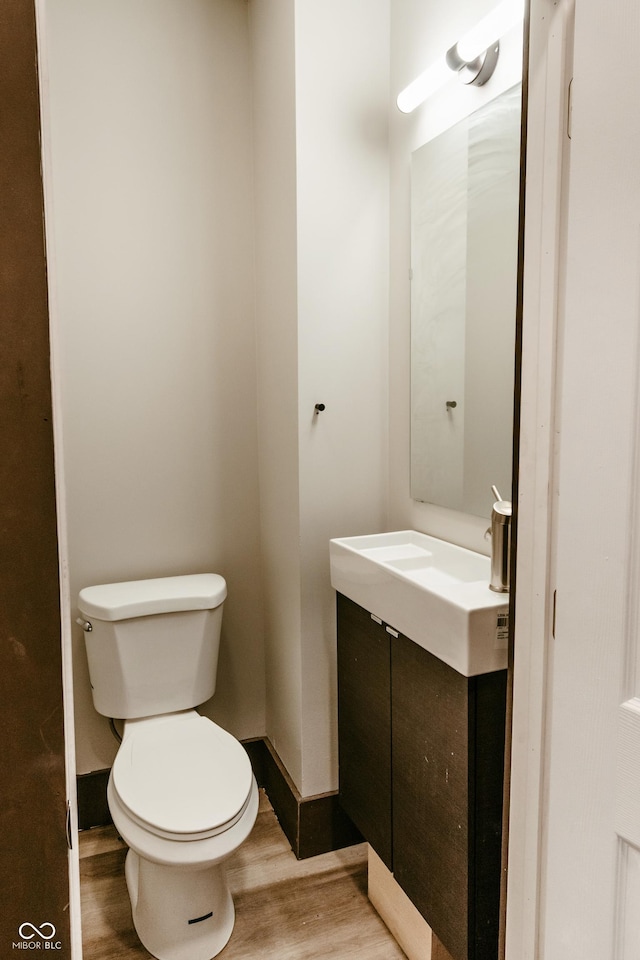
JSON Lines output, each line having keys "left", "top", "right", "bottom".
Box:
{"left": 392, "top": 633, "right": 471, "bottom": 959}
{"left": 392, "top": 633, "right": 506, "bottom": 960}
{"left": 336, "top": 594, "right": 392, "bottom": 869}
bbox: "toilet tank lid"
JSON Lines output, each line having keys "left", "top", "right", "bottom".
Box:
{"left": 78, "top": 574, "right": 227, "bottom": 621}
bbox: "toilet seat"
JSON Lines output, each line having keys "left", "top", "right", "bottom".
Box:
{"left": 112, "top": 712, "right": 253, "bottom": 842}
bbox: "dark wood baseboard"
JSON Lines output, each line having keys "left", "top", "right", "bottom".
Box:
{"left": 244, "top": 737, "right": 363, "bottom": 859}
{"left": 77, "top": 736, "right": 362, "bottom": 860}
{"left": 77, "top": 768, "right": 111, "bottom": 831}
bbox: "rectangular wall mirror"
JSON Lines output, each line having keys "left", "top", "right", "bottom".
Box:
{"left": 410, "top": 83, "right": 522, "bottom": 518}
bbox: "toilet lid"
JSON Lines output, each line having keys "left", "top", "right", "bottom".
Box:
{"left": 112, "top": 714, "right": 253, "bottom": 841}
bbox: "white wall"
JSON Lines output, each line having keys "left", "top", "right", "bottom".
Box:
{"left": 43, "top": 0, "right": 265, "bottom": 774}
{"left": 389, "top": 0, "right": 523, "bottom": 551}
{"left": 295, "top": 0, "right": 390, "bottom": 795}
{"left": 250, "top": 0, "right": 304, "bottom": 789}
{"left": 251, "top": 0, "right": 390, "bottom": 796}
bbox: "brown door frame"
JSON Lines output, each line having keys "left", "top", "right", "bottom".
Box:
{"left": 0, "top": 2, "right": 72, "bottom": 955}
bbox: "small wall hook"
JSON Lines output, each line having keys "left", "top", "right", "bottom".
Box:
{"left": 314, "top": 403, "right": 326, "bottom": 414}
{"left": 445, "top": 400, "right": 457, "bottom": 410}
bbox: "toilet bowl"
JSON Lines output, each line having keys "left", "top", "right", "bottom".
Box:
{"left": 107, "top": 712, "right": 258, "bottom": 960}
{"left": 78, "top": 574, "right": 257, "bottom": 960}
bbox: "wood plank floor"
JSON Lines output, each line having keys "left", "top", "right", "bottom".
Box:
{"left": 79, "top": 790, "right": 407, "bottom": 960}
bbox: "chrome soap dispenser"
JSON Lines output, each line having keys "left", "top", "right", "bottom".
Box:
{"left": 486, "top": 485, "right": 512, "bottom": 593}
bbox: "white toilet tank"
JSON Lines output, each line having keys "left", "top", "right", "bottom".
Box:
{"left": 78, "top": 574, "right": 227, "bottom": 720}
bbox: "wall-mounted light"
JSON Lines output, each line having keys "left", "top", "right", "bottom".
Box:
{"left": 396, "top": 0, "right": 524, "bottom": 114}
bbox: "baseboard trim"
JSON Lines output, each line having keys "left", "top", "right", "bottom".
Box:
{"left": 77, "top": 736, "right": 362, "bottom": 859}
{"left": 77, "top": 768, "right": 111, "bottom": 831}
{"left": 243, "top": 737, "right": 363, "bottom": 859}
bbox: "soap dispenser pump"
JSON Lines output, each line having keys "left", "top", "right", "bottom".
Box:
{"left": 486, "top": 485, "right": 512, "bottom": 593}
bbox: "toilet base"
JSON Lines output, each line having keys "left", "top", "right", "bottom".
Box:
{"left": 125, "top": 849, "right": 235, "bottom": 960}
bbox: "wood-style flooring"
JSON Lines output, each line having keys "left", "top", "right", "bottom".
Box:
{"left": 79, "top": 790, "right": 407, "bottom": 960}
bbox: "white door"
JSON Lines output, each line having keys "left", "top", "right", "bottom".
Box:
{"left": 509, "top": 0, "right": 640, "bottom": 957}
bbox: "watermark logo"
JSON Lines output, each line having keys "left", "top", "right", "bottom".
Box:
{"left": 18, "top": 925, "right": 55, "bottom": 941}
{"left": 13, "top": 923, "right": 62, "bottom": 950}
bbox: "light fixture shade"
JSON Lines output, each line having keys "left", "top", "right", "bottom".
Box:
{"left": 396, "top": 57, "right": 452, "bottom": 114}
{"left": 456, "top": 0, "right": 524, "bottom": 63}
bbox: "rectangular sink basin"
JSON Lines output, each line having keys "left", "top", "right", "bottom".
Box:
{"left": 330, "top": 530, "right": 508, "bottom": 676}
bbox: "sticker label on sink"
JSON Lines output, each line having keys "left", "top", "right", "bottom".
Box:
{"left": 496, "top": 611, "right": 509, "bottom": 647}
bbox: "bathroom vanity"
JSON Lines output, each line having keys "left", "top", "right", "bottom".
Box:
{"left": 331, "top": 532, "right": 508, "bottom": 960}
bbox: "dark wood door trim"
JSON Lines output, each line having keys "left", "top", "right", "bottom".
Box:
{"left": 0, "top": 2, "right": 70, "bottom": 954}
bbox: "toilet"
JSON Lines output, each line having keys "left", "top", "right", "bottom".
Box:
{"left": 78, "top": 573, "right": 258, "bottom": 960}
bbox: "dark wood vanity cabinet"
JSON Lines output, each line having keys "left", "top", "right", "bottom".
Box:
{"left": 337, "top": 593, "right": 507, "bottom": 960}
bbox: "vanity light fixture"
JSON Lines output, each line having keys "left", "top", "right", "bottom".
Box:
{"left": 396, "top": 0, "right": 525, "bottom": 114}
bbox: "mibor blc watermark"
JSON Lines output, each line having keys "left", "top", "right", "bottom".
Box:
{"left": 13, "top": 923, "right": 62, "bottom": 950}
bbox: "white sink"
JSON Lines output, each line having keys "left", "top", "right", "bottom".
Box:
{"left": 330, "top": 530, "right": 508, "bottom": 676}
